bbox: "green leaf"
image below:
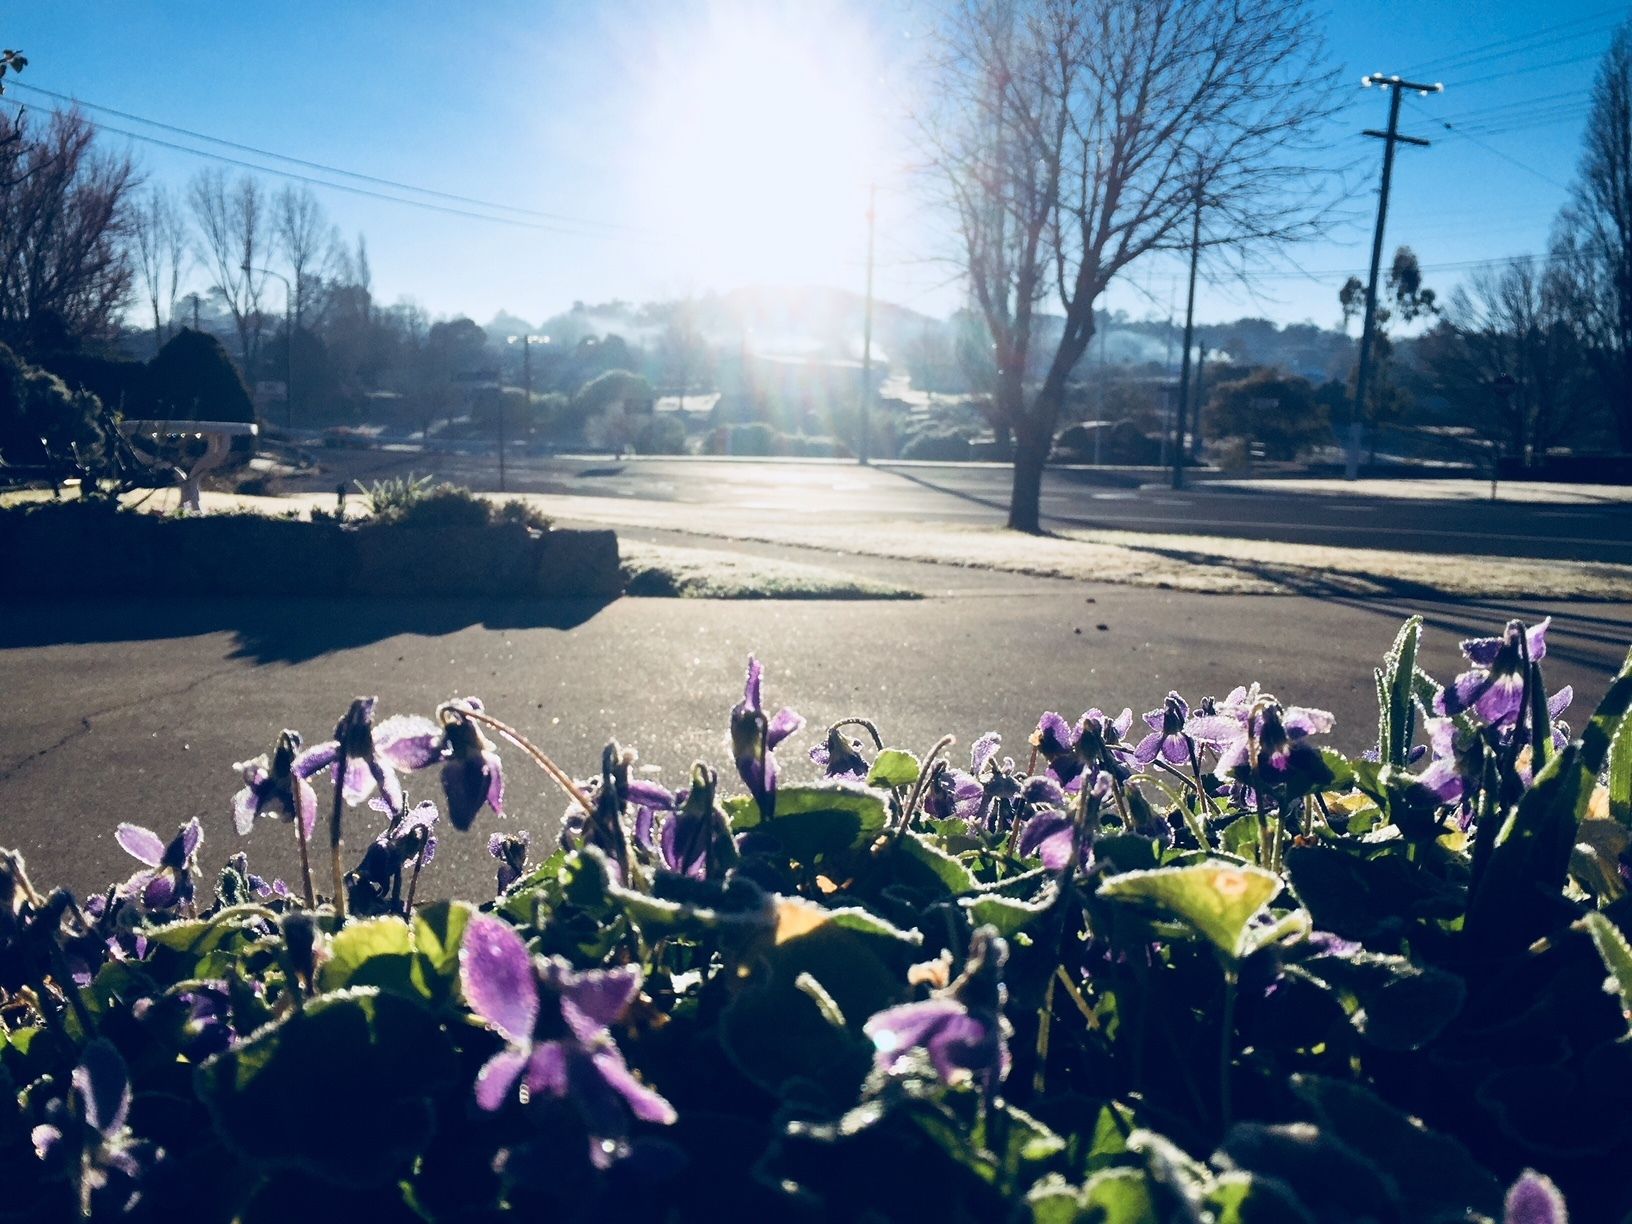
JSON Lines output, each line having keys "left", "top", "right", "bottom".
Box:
{"left": 1610, "top": 714, "right": 1631, "bottom": 828}
{"left": 1577, "top": 911, "right": 1632, "bottom": 1034}
{"left": 1295, "top": 952, "right": 1465, "bottom": 1051}
{"left": 961, "top": 890, "right": 1055, "bottom": 939}
{"left": 1583, "top": 646, "right": 1632, "bottom": 777}
{"left": 317, "top": 917, "right": 413, "bottom": 994}
{"left": 1290, "top": 1075, "right": 1501, "bottom": 1219}
{"left": 1025, "top": 1169, "right": 1156, "bottom": 1224}
{"left": 867, "top": 749, "right": 921, "bottom": 789}
{"left": 195, "top": 988, "right": 457, "bottom": 1188}
{"left": 1098, "top": 860, "right": 1281, "bottom": 964}
{"left": 731, "top": 782, "right": 889, "bottom": 863}
{"left": 1466, "top": 743, "right": 1594, "bottom": 955}
{"left": 1379, "top": 616, "right": 1423, "bottom": 767}
{"left": 893, "top": 830, "right": 978, "bottom": 895}
{"left": 409, "top": 900, "right": 473, "bottom": 1002}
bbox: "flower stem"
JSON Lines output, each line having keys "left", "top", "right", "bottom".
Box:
{"left": 330, "top": 745, "right": 348, "bottom": 922}
{"left": 1219, "top": 969, "right": 1238, "bottom": 1129}
{"left": 293, "top": 811, "right": 315, "bottom": 908}
{"left": 830, "top": 716, "right": 884, "bottom": 750}
{"left": 1033, "top": 969, "right": 1057, "bottom": 1096}
{"left": 404, "top": 850, "right": 425, "bottom": 918}
{"left": 447, "top": 706, "right": 595, "bottom": 814}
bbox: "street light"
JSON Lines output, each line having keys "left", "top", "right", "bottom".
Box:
{"left": 503, "top": 334, "right": 550, "bottom": 492}
{"left": 242, "top": 263, "right": 293, "bottom": 432}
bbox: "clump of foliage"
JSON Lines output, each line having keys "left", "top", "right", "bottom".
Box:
{"left": 144, "top": 329, "right": 254, "bottom": 425}
{"left": 2, "top": 618, "right": 1627, "bottom": 1220}
{"left": 353, "top": 477, "right": 550, "bottom": 532}
{"left": 0, "top": 341, "right": 108, "bottom": 468}
{"left": 1204, "top": 369, "right": 1332, "bottom": 461}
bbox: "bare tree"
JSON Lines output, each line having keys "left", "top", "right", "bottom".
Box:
{"left": 927, "top": 0, "right": 1338, "bottom": 530}
{"left": 128, "top": 185, "right": 186, "bottom": 352}
{"left": 0, "top": 107, "right": 138, "bottom": 349}
{"left": 188, "top": 168, "right": 269, "bottom": 372}
{"left": 272, "top": 184, "right": 337, "bottom": 331}
{"left": 1556, "top": 21, "right": 1632, "bottom": 451}
{"left": 1440, "top": 257, "right": 1585, "bottom": 465}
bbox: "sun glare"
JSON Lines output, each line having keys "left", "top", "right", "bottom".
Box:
{"left": 636, "top": 5, "right": 890, "bottom": 288}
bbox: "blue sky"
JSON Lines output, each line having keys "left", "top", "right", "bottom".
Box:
{"left": 4, "top": 0, "right": 1625, "bottom": 332}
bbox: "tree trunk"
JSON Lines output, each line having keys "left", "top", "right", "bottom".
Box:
{"left": 1008, "top": 420, "right": 1048, "bottom": 533}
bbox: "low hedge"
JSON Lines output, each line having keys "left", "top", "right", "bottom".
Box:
{"left": 0, "top": 502, "right": 621, "bottom": 599}
{"left": 1, "top": 616, "right": 1627, "bottom": 1220}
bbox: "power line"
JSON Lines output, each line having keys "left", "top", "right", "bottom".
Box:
{"left": 1405, "top": 98, "right": 1572, "bottom": 191}
{"left": 1, "top": 82, "right": 661, "bottom": 241}
{"left": 1407, "top": 7, "right": 1624, "bottom": 77}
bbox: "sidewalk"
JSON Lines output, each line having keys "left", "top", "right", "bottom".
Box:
{"left": 1209, "top": 477, "right": 1632, "bottom": 505}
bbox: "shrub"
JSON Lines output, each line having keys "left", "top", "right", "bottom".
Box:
{"left": 145, "top": 329, "right": 254, "bottom": 425}
{"left": 1053, "top": 419, "right": 1161, "bottom": 464}
{"left": 632, "top": 413, "right": 687, "bottom": 455}
{"left": 0, "top": 619, "right": 1624, "bottom": 1219}
{"left": 0, "top": 341, "right": 106, "bottom": 467}
{"left": 1203, "top": 368, "right": 1331, "bottom": 459}
{"left": 899, "top": 429, "right": 972, "bottom": 461}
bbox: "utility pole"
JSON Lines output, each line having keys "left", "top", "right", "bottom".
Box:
{"left": 190, "top": 293, "right": 201, "bottom": 331}
{"left": 859, "top": 181, "right": 876, "bottom": 465}
{"left": 1348, "top": 72, "right": 1440, "bottom": 480}
{"left": 1172, "top": 179, "right": 1203, "bottom": 490}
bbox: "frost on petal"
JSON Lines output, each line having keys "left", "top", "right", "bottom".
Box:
{"left": 293, "top": 740, "right": 338, "bottom": 779}
{"left": 1033, "top": 712, "right": 1075, "bottom": 755}
{"left": 1504, "top": 1169, "right": 1568, "bottom": 1224}
{"left": 340, "top": 757, "right": 375, "bottom": 805}
{"left": 766, "top": 706, "right": 804, "bottom": 750}
{"left": 115, "top": 824, "right": 165, "bottom": 867}
{"left": 1018, "top": 809, "right": 1076, "bottom": 871}
{"left": 525, "top": 1040, "right": 570, "bottom": 1099}
{"left": 375, "top": 715, "right": 443, "bottom": 771}
{"left": 553, "top": 962, "right": 642, "bottom": 1039}
{"left": 1547, "top": 685, "right": 1574, "bottom": 721}
{"left": 232, "top": 786, "right": 259, "bottom": 836}
{"left": 1133, "top": 732, "right": 1164, "bottom": 767}
{"left": 474, "top": 1047, "right": 529, "bottom": 1112}
{"left": 1161, "top": 735, "right": 1191, "bottom": 766}
{"left": 1282, "top": 706, "right": 1335, "bottom": 738}
{"left": 142, "top": 871, "right": 178, "bottom": 910}
{"left": 484, "top": 751, "right": 505, "bottom": 814}
{"left": 179, "top": 817, "right": 203, "bottom": 860}
{"left": 373, "top": 761, "right": 404, "bottom": 817}
{"left": 970, "top": 732, "right": 1001, "bottom": 774}
{"left": 625, "top": 779, "right": 674, "bottom": 811}
{"left": 297, "top": 778, "right": 318, "bottom": 841}
{"left": 1184, "top": 714, "right": 1242, "bottom": 750}
{"left": 743, "top": 656, "right": 764, "bottom": 710}
{"left": 74, "top": 1039, "right": 131, "bottom": 1137}
{"left": 592, "top": 1045, "right": 676, "bottom": 1125}
{"left": 460, "top": 914, "right": 539, "bottom": 1042}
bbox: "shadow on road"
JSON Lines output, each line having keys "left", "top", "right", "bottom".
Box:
{"left": 0, "top": 596, "right": 618, "bottom": 665}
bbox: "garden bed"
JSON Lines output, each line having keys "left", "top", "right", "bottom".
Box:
{"left": 1, "top": 616, "right": 1627, "bottom": 1219}
{"left": 0, "top": 501, "right": 622, "bottom": 599}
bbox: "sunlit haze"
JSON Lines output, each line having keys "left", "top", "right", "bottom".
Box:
{"left": 3, "top": 0, "right": 1623, "bottom": 328}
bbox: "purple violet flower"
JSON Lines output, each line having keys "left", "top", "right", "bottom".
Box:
{"left": 1504, "top": 1169, "right": 1568, "bottom": 1224}
{"left": 460, "top": 913, "right": 676, "bottom": 1167}
{"left": 300, "top": 697, "right": 441, "bottom": 818}
{"left": 489, "top": 829, "right": 532, "bottom": 893}
{"left": 116, "top": 819, "right": 201, "bottom": 912}
{"left": 1018, "top": 772, "right": 1111, "bottom": 871}
{"left": 438, "top": 698, "right": 505, "bottom": 831}
{"left": 1133, "top": 692, "right": 1193, "bottom": 768}
{"left": 349, "top": 799, "right": 438, "bottom": 910}
{"left": 32, "top": 1039, "right": 160, "bottom": 1217}
{"left": 658, "top": 763, "right": 739, "bottom": 880}
{"left": 232, "top": 729, "right": 327, "bottom": 841}
{"left": 809, "top": 726, "right": 871, "bottom": 780}
{"left": 863, "top": 926, "right": 1011, "bottom": 1093}
{"left": 1434, "top": 619, "right": 1549, "bottom": 728}
{"left": 730, "top": 657, "right": 804, "bottom": 820}
{"left": 1190, "top": 692, "right": 1334, "bottom": 792}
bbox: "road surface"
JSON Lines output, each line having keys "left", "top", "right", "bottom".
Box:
{"left": 286, "top": 450, "right": 1632, "bottom": 565}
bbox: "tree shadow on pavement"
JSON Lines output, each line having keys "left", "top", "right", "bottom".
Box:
{"left": 0, "top": 596, "right": 618, "bottom": 665}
